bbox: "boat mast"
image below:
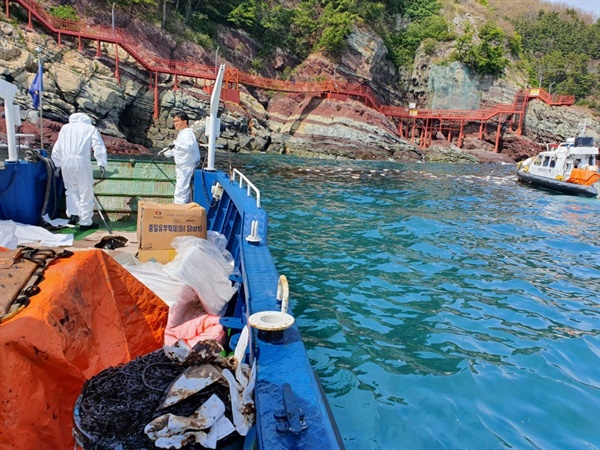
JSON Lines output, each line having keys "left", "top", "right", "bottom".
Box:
{"left": 206, "top": 64, "right": 225, "bottom": 172}
{"left": 0, "top": 79, "right": 19, "bottom": 162}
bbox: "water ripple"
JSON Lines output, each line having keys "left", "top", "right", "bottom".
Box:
{"left": 228, "top": 154, "right": 600, "bottom": 449}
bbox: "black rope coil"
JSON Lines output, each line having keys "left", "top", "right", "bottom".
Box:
{"left": 75, "top": 349, "right": 238, "bottom": 449}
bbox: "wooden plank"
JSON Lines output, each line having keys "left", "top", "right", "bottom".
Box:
{"left": 0, "top": 249, "right": 22, "bottom": 269}
{"left": 0, "top": 259, "right": 38, "bottom": 315}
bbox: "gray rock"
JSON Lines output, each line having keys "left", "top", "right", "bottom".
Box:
{"left": 1, "top": 18, "right": 597, "bottom": 165}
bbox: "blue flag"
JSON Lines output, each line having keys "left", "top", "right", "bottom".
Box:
{"left": 29, "top": 66, "right": 43, "bottom": 110}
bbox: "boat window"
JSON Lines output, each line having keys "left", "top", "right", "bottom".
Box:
{"left": 542, "top": 156, "right": 551, "bottom": 167}
{"left": 549, "top": 157, "right": 556, "bottom": 168}
{"left": 533, "top": 156, "right": 542, "bottom": 166}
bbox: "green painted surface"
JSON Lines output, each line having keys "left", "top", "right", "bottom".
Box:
{"left": 93, "top": 159, "right": 177, "bottom": 221}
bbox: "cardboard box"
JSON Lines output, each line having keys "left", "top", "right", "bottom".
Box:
{"left": 137, "top": 249, "right": 177, "bottom": 264}
{"left": 137, "top": 201, "right": 207, "bottom": 250}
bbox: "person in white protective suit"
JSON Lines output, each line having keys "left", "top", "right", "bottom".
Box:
{"left": 51, "top": 113, "right": 107, "bottom": 230}
{"left": 159, "top": 112, "right": 201, "bottom": 204}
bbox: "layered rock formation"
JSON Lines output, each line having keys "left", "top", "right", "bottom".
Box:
{"left": 1, "top": 9, "right": 598, "bottom": 164}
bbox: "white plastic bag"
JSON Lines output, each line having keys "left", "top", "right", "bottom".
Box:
{"left": 0, "top": 220, "right": 18, "bottom": 249}
{"left": 115, "top": 253, "right": 196, "bottom": 308}
{"left": 0, "top": 219, "right": 73, "bottom": 248}
{"left": 165, "top": 236, "right": 237, "bottom": 316}
{"left": 207, "top": 231, "right": 228, "bottom": 255}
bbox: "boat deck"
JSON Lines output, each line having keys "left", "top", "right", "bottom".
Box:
{"left": 22, "top": 222, "right": 141, "bottom": 260}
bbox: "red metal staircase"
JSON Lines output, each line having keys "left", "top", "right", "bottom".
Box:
{"left": 6, "top": 0, "right": 575, "bottom": 152}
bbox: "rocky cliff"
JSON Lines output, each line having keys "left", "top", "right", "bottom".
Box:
{"left": 1, "top": 5, "right": 598, "bottom": 164}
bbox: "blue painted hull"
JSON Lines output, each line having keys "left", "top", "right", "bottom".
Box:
{"left": 193, "top": 169, "right": 344, "bottom": 449}
{"left": 4, "top": 161, "right": 342, "bottom": 448}
{"left": 0, "top": 157, "right": 64, "bottom": 225}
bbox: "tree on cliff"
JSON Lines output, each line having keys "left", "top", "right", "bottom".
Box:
{"left": 453, "top": 22, "right": 512, "bottom": 76}
{"left": 41, "top": 0, "right": 598, "bottom": 112}
{"left": 513, "top": 9, "right": 599, "bottom": 109}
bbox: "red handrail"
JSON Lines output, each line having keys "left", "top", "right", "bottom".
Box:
{"left": 8, "top": 0, "right": 576, "bottom": 141}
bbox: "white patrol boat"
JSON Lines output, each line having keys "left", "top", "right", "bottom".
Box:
{"left": 516, "top": 121, "right": 600, "bottom": 198}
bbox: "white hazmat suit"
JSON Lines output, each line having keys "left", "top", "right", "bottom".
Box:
{"left": 163, "top": 127, "right": 200, "bottom": 204}
{"left": 51, "top": 113, "right": 107, "bottom": 227}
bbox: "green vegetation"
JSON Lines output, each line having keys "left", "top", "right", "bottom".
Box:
{"left": 48, "top": 5, "right": 79, "bottom": 21}
{"left": 403, "top": 0, "right": 442, "bottom": 19}
{"left": 160, "top": 0, "right": 455, "bottom": 62}
{"left": 513, "top": 10, "right": 599, "bottom": 110}
{"left": 127, "top": 0, "right": 598, "bottom": 111}
{"left": 228, "top": 0, "right": 364, "bottom": 57}
{"left": 112, "top": 0, "right": 156, "bottom": 4}
{"left": 317, "top": 2, "right": 362, "bottom": 57}
{"left": 387, "top": 14, "right": 454, "bottom": 66}
{"left": 452, "top": 22, "right": 512, "bottom": 76}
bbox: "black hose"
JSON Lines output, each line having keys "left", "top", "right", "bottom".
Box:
{"left": 39, "top": 152, "right": 54, "bottom": 219}
{"left": 26, "top": 149, "right": 59, "bottom": 221}
{"left": 46, "top": 158, "right": 59, "bottom": 218}
{"left": 192, "top": 155, "right": 207, "bottom": 205}
{"left": 150, "top": 158, "right": 175, "bottom": 185}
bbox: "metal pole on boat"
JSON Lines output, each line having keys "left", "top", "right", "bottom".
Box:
{"left": 94, "top": 194, "right": 113, "bottom": 234}
{"left": 206, "top": 64, "right": 224, "bottom": 172}
{"left": 0, "top": 79, "right": 19, "bottom": 162}
{"left": 36, "top": 47, "right": 44, "bottom": 150}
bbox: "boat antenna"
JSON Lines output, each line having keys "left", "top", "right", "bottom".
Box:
{"left": 576, "top": 119, "right": 589, "bottom": 137}
{"left": 205, "top": 64, "right": 225, "bottom": 172}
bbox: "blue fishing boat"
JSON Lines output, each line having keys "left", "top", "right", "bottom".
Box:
{"left": 0, "top": 69, "right": 343, "bottom": 448}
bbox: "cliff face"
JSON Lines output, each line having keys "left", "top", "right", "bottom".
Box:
{"left": 1, "top": 9, "right": 598, "bottom": 164}
{"left": 266, "top": 93, "right": 422, "bottom": 161}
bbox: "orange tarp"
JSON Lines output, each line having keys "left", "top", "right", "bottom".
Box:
{"left": 567, "top": 168, "right": 600, "bottom": 186}
{"left": 0, "top": 249, "right": 169, "bottom": 449}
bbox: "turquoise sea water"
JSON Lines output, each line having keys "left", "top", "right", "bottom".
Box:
{"left": 228, "top": 153, "right": 600, "bottom": 450}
